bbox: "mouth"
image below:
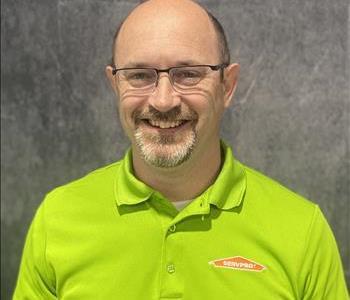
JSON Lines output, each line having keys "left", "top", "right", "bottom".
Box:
{"left": 140, "top": 119, "right": 193, "bottom": 131}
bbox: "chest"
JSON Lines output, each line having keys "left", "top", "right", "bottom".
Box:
{"left": 48, "top": 206, "right": 301, "bottom": 300}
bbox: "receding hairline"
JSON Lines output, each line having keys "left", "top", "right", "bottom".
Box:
{"left": 110, "top": 0, "right": 230, "bottom": 66}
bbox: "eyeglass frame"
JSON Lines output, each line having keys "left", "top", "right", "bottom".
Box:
{"left": 111, "top": 63, "right": 229, "bottom": 91}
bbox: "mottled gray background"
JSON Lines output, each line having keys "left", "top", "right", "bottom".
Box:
{"left": 1, "top": 0, "right": 349, "bottom": 298}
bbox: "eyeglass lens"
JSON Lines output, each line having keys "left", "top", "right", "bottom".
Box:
{"left": 116, "top": 66, "right": 212, "bottom": 94}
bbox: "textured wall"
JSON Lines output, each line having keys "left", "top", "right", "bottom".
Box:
{"left": 1, "top": 0, "right": 349, "bottom": 298}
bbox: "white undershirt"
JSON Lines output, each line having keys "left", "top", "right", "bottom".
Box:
{"left": 172, "top": 199, "right": 192, "bottom": 211}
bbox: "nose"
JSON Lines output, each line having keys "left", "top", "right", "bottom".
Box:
{"left": 148, "top": 74, "right": 181, "bottom": 112}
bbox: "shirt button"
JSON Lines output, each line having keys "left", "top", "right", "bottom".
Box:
{"left": 169, "top": 224, "right": 176, "bottom": 232}
{"left": 167, "top": 264, "right": 176, "bottom": 274}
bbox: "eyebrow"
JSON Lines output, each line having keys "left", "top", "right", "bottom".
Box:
{"left": 121, "top": 60, "right": 202, "bottom": 69}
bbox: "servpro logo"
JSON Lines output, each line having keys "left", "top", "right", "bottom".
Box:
{"left": 209, "top": 256, "right": 266, "bottom": 272}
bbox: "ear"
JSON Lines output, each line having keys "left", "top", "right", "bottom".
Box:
{"left": 105, "top": 65, "right": 119, "bottom": 95}
{"left": 222, "top": 63, "right": 240, "bottom": 108}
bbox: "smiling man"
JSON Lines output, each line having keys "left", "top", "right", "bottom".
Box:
{"left": 105, "top": 0, "right": 239, "bottom": 203}
{"left": 13, "top": 0, "right": 348, "bottom": 299}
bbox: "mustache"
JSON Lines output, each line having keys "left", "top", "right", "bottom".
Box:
{"left": 133, "top": 105, "right": 198, "bottom": 123}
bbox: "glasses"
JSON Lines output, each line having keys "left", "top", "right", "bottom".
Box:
{"left": 112, "top": 63, "right": 228, "bottom": 94}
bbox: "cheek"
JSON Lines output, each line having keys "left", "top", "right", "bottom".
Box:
{"left": 185, "top": 84, "right": 225, "bottom": 121}
{"left": 118, "top": 96, "right": 147, "bottom": 127}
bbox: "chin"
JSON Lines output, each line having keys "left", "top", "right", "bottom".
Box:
{"left": 134, "top": 129, "right": 197, "bottom": 168}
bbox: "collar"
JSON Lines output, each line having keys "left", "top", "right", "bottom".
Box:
{"left": 114, "top": 141, "right": 246, "bottom": 211}
{"left": 114, "top": 149, "right": 154, "bottom": 205}
{"left": 205, "top": 140, "right": 246, "bottom": 210}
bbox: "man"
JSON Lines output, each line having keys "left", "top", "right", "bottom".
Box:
{"left": 14, "top": 0, "right": 348, "bottom": 299}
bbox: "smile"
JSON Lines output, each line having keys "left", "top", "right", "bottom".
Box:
{"left": 141, "top": 119, "right": 193, "bottom": 130}
{"left": 148, "top": 119, "right": 185, "bottom": 128}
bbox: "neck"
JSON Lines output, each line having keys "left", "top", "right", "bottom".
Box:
{"left": 132, "top": 140, "right": 222, "bottom": 202}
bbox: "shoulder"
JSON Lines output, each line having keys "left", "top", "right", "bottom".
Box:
{"left": 42, "top": 161, "right": 123, "bottom": 212}
{"left": 237, "top": 162, "right": 320, "bottom": 249}
{"left": 242, "top": 163, "right": 317, "bottom": 217}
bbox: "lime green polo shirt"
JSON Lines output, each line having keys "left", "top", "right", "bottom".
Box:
{"left": 13, "top": 143, "right": 349, "bottom": 299}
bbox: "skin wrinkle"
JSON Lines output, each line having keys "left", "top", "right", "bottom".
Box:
{"left": 119, "top": 77, "right": 218, "bottom": 100}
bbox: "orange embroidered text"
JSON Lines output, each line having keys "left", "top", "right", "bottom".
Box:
{"left": 209, "top": 256, "right": 266, "bottom": 272}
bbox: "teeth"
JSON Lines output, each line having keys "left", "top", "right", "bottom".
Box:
{"left": 148, "top": 120, "right": 184, "bottom": 128}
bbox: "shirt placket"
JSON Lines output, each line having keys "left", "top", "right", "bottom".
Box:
{"left": 150, "top": 195, "right": 211, "bottom": 300}
{"left": 150, "top": 196, "right": 184, "bottom": 299}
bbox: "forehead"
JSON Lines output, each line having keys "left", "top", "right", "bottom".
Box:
{"left": 115, "top": 1, "right": 220, "bottom": 67}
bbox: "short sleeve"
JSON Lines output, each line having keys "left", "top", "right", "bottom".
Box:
{"left": 299, "top": 205, "right": 349, "bottom": 299}
{"left": 13, "top": 201, "right": 57, "bottom": 299}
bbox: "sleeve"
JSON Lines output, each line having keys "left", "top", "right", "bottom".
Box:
{"left": 299, "top": 205, "right": 349, "bottom": 300}
{"left": 13, "top": 201, "right": 57, "bottom": 300}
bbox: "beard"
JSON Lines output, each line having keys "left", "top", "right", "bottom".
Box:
{"left": 134, "top": 126, "right": 197, "bottom": 168}
{"left": 133, "top": 106, "right": 198, "bottom": 168}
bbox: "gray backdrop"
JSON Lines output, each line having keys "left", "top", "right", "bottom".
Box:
{"left": 1, "top": 0, "right": 349, "bottom": 298}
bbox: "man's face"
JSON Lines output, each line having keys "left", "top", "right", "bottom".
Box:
{"left": 107, "top": 1, "right": 238, "bottom": 168}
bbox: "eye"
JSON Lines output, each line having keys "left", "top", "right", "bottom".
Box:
{"left": 120, "top": 69, "right": 157, "bottom": 88}
{"left": 175, "top": 70, "right": 201, "bottom": 79}
{"left": 172, "top": 67, "right": 205, "bottom": 86}
{"left": 127, "top": 71, "right": 154, "bottom": 81}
